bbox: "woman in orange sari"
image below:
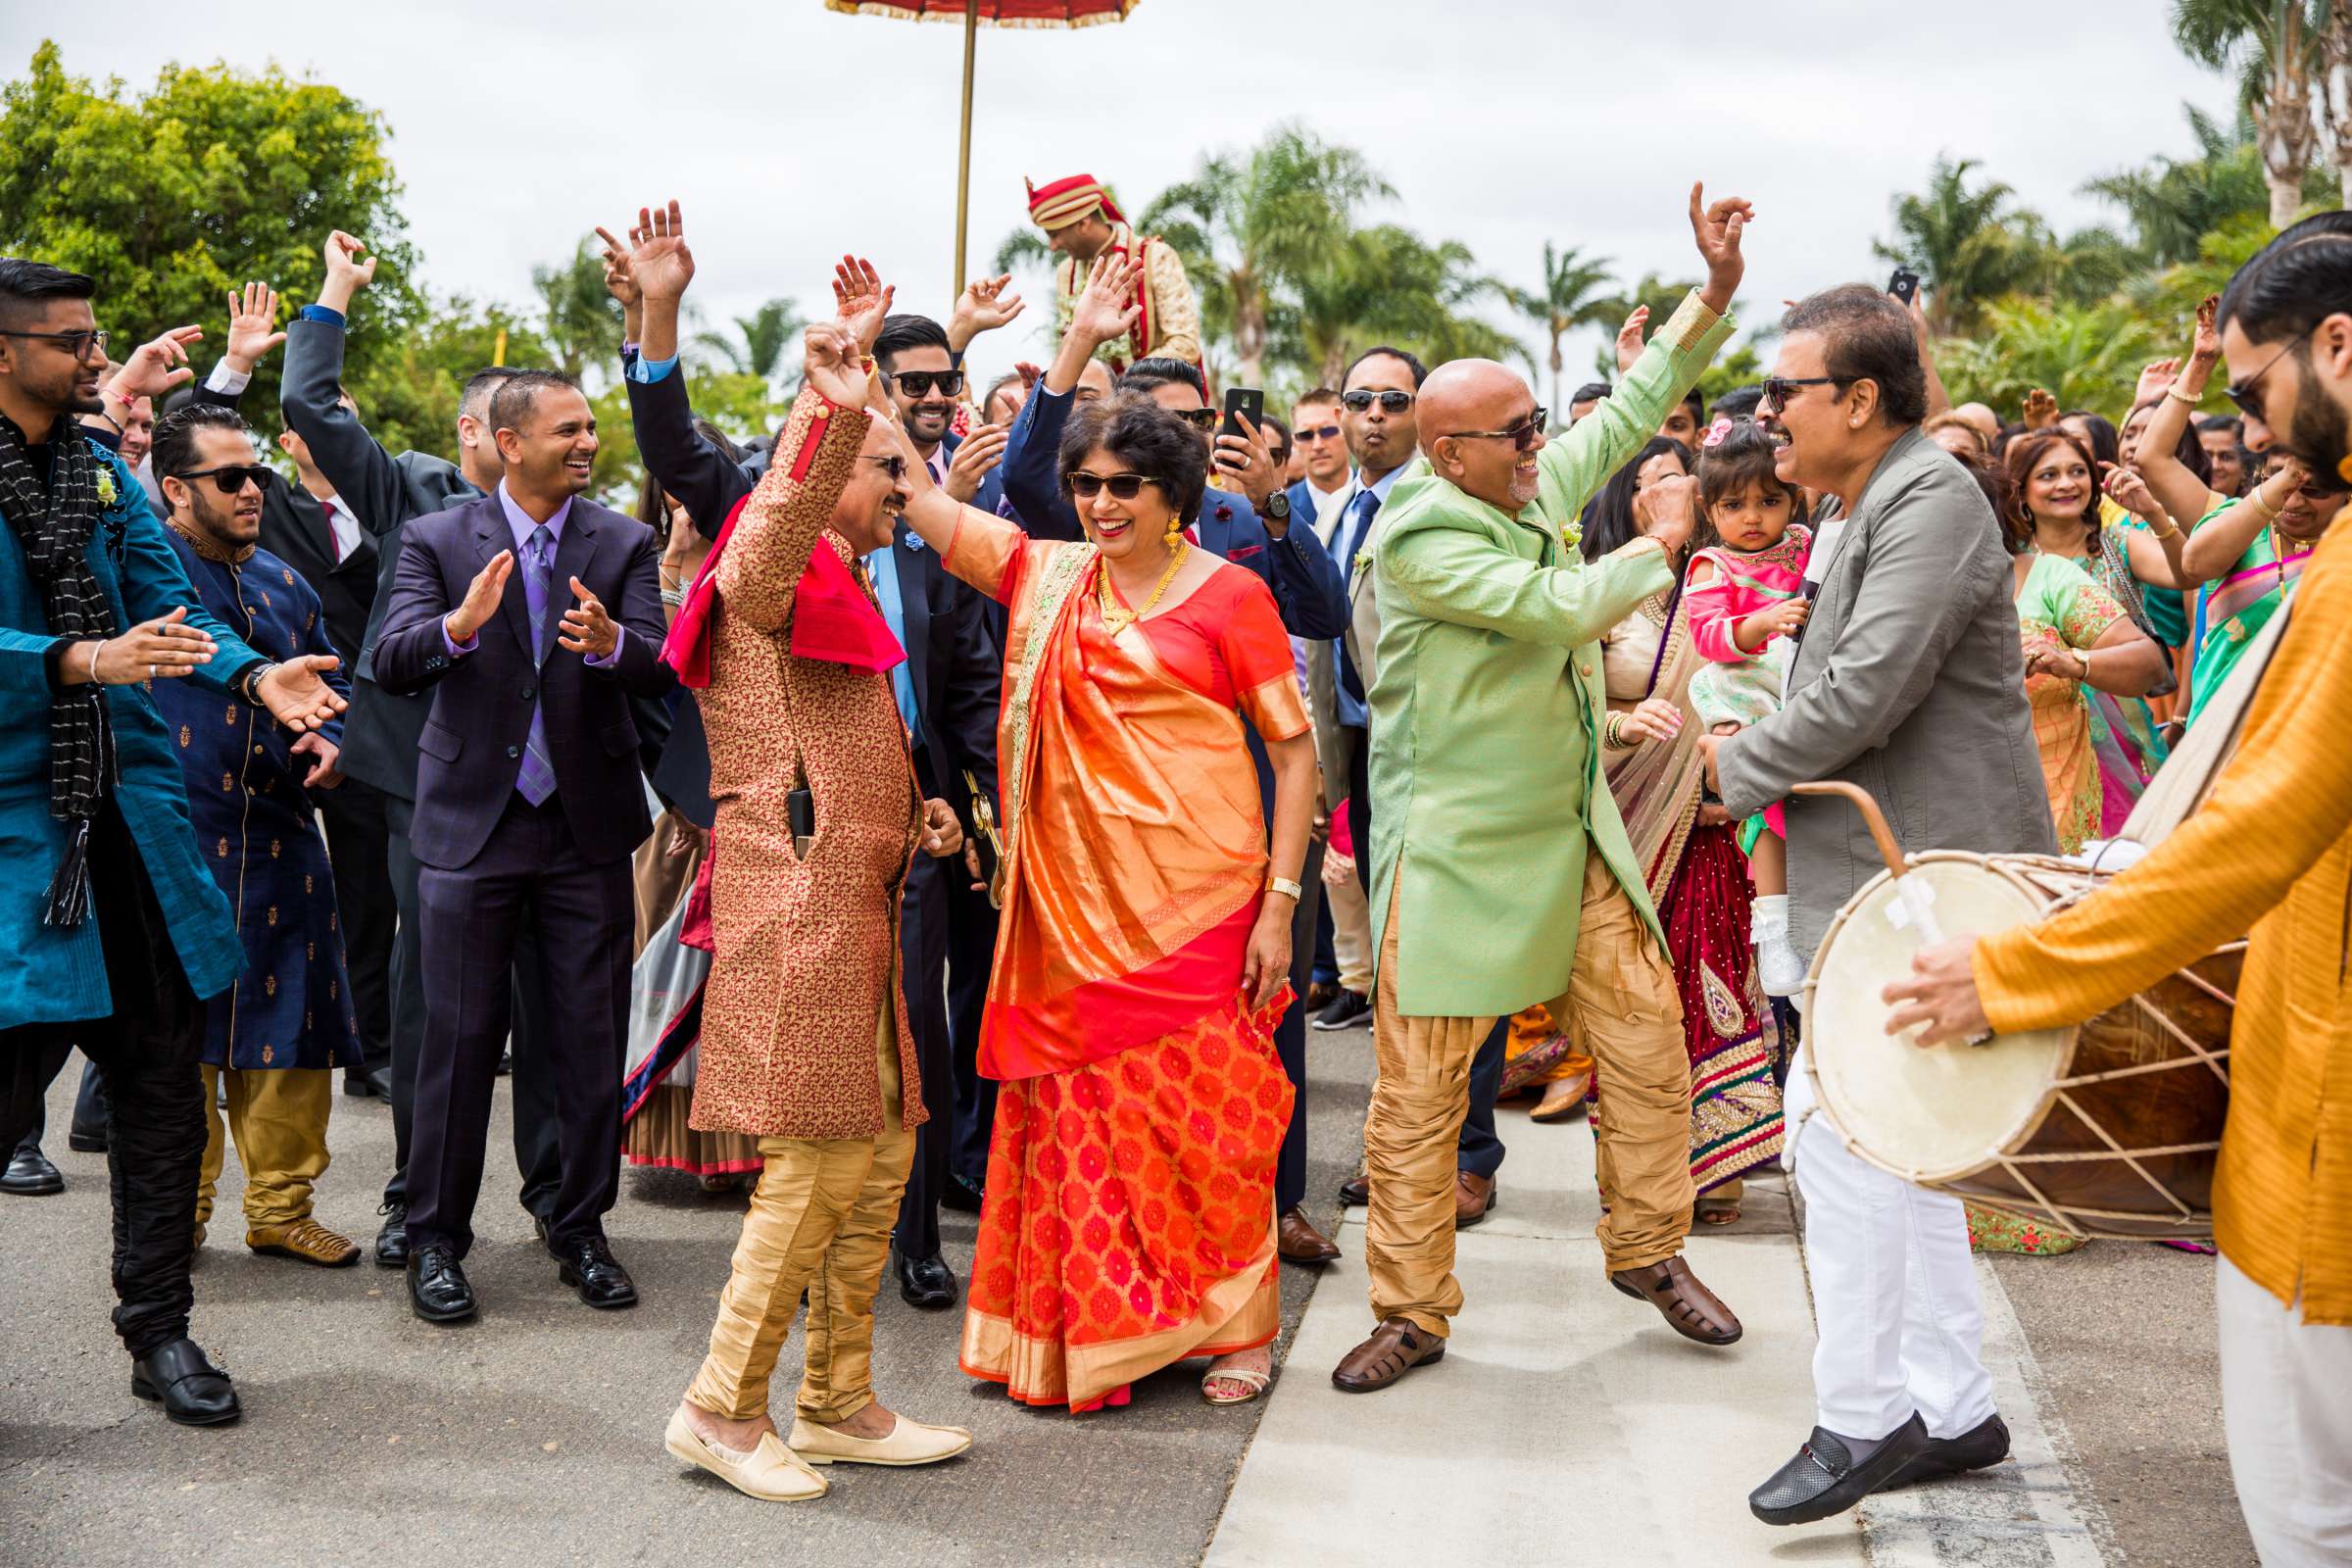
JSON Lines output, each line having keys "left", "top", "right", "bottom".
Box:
{"left": 883, "top": 386, "right": 1316, "bottom": 1412}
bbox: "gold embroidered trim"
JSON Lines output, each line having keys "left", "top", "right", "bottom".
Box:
{"left": 1699, "top": 961, "right": 1746, "bottom": 1040}
{"left": 999, "top": 541, "right": 1098, "bottom": 859}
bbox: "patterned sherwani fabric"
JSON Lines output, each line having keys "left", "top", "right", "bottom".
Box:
{"left": 1053, "top": 221, "right": 1203, "bottom": 367}
{"left": 691, "top": 390, "right": 927, "bottom": 1141}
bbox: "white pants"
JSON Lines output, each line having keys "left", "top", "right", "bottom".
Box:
{"left": 1788, "top": 1047, "right": 1997, "bottom": 1442}
{"left": 1326, "top": 865, "right": 1373, "bottom": 995}
{"left": 2217, "top": 1253, "right": 2352, "bottom": 1565}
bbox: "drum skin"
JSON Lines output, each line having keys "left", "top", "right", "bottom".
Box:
{"left": 1807, "top": 853, "right": 2236, "bottom": 1241}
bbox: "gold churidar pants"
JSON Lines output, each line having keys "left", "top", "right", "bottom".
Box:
{"left": 684, "top": 1000, "right": 915, "bottom": 1426}
{"left": 195, "top": 1065, "right": 333, "bottom": 1229}
{"left": 1366, "top": 853, "right": 1694, "bottom": 1336}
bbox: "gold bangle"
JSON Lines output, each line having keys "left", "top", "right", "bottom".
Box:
{"left": 1267, "top": 875, "right": 1303, "bottom": 902}
{"left": 2164, "top": 385, "right": 2201, "bottom": 407}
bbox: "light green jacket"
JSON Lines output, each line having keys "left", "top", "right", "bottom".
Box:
{"left": 1367, "top": 290, "right": 1734, "bottom": 1017}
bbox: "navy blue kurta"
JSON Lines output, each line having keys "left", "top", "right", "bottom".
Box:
{"left": 153, "top": 530, "right": 358, "bottom": 1071}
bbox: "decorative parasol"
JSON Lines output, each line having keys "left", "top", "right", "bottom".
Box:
{"left": 825, "top": 0, "right": 1142, "bottom": 293}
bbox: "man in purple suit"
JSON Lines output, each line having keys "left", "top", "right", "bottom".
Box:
{"left": 373, "top": 370, "right": 671, "bottom": 1324}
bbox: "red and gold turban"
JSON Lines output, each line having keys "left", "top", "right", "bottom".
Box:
{"left": 1026, "top": 172, "right": 1127, "bottom": 231}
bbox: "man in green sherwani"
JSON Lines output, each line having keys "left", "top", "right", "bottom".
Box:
{"left": 1331, "top": 187, "right": 1754, "bottom": 1394}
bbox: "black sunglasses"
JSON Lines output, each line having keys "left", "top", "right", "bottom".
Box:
{"left": 1445, "top": 407, "right": 1548, "bottom": 453}
{"left": 2223, "top": 323, "right": 2319, "bottom": 421}
{"left": 0, "top": 327, "right": 110, "bottom": 360}
{"left": 1342, "top": 389, "right": 1414, "bottom": 415}
{"left": 1759, "top": 375, "right": 1846, "bottom": 412}
{"left": 1065, "top": 471, "right": 1166, "bottom": 501}
{"left": 887, "top": 369, "right": 964, "bottom": 399}
{"left": 859, "top": 454, "right": 908, "bottom": 482}
{"left": 1298, "top": 422, "right": 1343, "bottom": 442}
{"left": 173, "top": 464, "right": 273, "bottom": 496}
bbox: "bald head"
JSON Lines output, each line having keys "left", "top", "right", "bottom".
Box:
{"left": 1420, "top": 359, "right": 1545, "bottom": 513}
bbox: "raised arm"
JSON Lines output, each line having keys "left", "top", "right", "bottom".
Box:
{"left": 616, "top": 199, "right": 755, "bottom": 539}
{"left": 1381, "top": 502, "right": 1673, "bottom": 649}
{"left": 282, "top": 232, "right": 409, "bottom": 535}
{"left": 2097, "top": 464, "right": 2191, "bottom": 590}
{"left": 2182, "top": 462, "right": 2300, "bottom": 584}
{"left": 1001, "top": 253, "right": 1143, "bottom": 541}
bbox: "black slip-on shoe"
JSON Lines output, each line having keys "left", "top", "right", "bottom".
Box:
{"left": 1750, "top": 1414, "right": 1931, "bottom": 1526}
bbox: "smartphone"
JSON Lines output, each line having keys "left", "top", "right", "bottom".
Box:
{"left": 1887, "top": 267, "right": 1920, "bottom": 306}
{"left": 1219, "top": 386, "right": 1265, "bottom": 449}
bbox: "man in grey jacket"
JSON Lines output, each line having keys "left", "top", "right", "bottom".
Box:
{"left": 1698, "top": 285, "right": 2055, "bottom": 1527}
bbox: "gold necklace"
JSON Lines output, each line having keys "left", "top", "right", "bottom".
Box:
{"left": 1098, "top": 541, "right": 1188, "bottom": 635}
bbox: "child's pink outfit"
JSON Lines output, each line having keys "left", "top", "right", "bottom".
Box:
{"left": 1686, "top": 523, "right": 1814, "bottom": 843}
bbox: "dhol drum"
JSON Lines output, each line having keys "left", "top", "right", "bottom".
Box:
{"left": 1797, "top": 786, "right": 2238, "bottom": 1242}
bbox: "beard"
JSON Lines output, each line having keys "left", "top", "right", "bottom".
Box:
{"left": 2285, "top": 358, "right": 2352, "bottom": 482}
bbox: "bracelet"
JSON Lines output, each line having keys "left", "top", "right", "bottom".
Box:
{"left": 1267, "top": 875, "right": 1303, "bottom": 902}
{"left": 84, "top": 638, "right": 105, "bottom": 684}
{"left": 2076, "top": 648, "right": 2092, "bottom": 682}
{"left": 1603, "top": 712, "right": 1628, "bottom": 749}
{"left": 239, "top": 660, "right": 278, "bottom": 705}
{"left": 2164, "top": 385, "right": 2202, "bottom": 408}
{"left": 661, "top": 587, "right": 688, "bottom": 609}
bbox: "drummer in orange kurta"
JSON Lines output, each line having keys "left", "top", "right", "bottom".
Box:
{"left": 656, "top": 288, "right": 980, "bottom": 1502}
{"left": 1886, "top": 218, "right": 2352, "bottom": 1565}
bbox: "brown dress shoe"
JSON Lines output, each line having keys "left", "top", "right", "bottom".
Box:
{"left": 247, "top": 1217, "right": 363, "bottom": 1268}
{"left": 1277, "top": 1206, "right": 1341, "bottom": 1264}
{"left": 1610, "top": 1254, "right": 1742, "bottom": 1345}
{"left": 1333, "top": 1317, "right": 1446, "bottom": 1392}
{"left": 1338, "top": 1173, "right": 1369, "bottom": 1206}
{"left": 1454, "top": 1170, "right": 1496, "bottom": 1228}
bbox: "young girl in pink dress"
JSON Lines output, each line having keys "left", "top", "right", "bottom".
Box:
{"left": 1685, "top": 418, "right": 1813, "bottom": 997}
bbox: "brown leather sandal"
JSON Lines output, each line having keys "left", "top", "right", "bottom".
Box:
{"left": 1331, "top": 1317, "right": 1446, "bottom": 1392}
{"left": 1610, "top": 1255, "right": 1743, "bottom": 1346}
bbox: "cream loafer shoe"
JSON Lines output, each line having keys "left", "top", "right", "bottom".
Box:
{"left": 789, "top": 1413, "right": 973, "bottom": 1467}
{"left": 665, "top": 1407, "right": 827, "bottom": 1501}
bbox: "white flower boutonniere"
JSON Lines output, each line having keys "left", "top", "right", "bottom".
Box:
{"left": 95, "top": 468, "right": 117, "bottom": 507}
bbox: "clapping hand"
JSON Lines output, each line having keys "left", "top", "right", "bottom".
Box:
{"left": 1689, "top": 182, "right": 1753, "bottom": 316}
{"left": 559, "top": 576, "right": 618, "bottom": 659}
{"left": 1614, "top": 305, "right": 1649, "bottom": 374}
{"left": 222, "top": 282, "right": 285, "bottom": 375}
{"left": 626, "top": 201, "right": 695, "bottom": 306}
{"left": 950, "top": 271, "right": 1027, "bottom": 351}
{"left": 1070, "top": 252, "right": 1142, "bottom": 348}
{"left": 255, "top": 656, "right": 347, "bottom": 734}
{"left": 444, "top": 550, "right": 514, "bottom": 644}
{"left": 111, "top": 326, "right": 204, "bottom": 402}
{"left": 830, "top": 256, "right": 894, "bottom": 356}
{"left": 943, "top": 421, "right": 1009, "bottom": 504}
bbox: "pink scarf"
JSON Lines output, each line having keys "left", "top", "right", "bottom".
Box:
{"left": 659, "top": 491, "right": 906, "bottom": 688}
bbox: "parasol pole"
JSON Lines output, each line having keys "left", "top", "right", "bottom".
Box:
{"left": 953, "top": 0, "right": 979, "bottom": 296}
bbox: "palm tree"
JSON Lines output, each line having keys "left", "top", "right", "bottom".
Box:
{"left": 1293, "top": 224, "right": 1527, "bottom": 389}
{"left": 1873, "top": 156, "right": 2053, "bottom": 334}
{"left": 2171, "top": 0, "right": 2323, "bottom": 227}
{"left": 2083, "top": 104, "right": 2281, "bottom": 265}
{"left": 695, "top": 297, "right": 807, "bottom": 393}
{"left": 1141, "top": 123, "right": 1393, "bottom": 384}
{"left": 1588, "top": 272, "right": 1705, "bottom": 377}
{"left": 1506, "top": 243, "right": 1616, "bottom": 416}
{"left": 530, "top": 240, "right": 625, "bottom": 384}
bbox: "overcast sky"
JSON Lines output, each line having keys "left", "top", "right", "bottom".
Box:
{"left": 6, "top": 2, "right": 2241, "bottom": 383}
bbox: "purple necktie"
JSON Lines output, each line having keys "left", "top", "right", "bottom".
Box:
{"left": 515, "top": 523, "right": 556, "bottom": 806}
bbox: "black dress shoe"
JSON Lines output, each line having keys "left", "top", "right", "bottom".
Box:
{"left": 342, "top": 1065, "right": 393, "bottom": 1100}
{"left": 67, "top": 1125, "right": 108, "bottom": 1153}
{"left": 1750, "top": 1413, "right": 1932, "bottom": 1526}
{"left": 130, "top": 1338, "right": 241, "bottom": 1426}
{"left": 407, "top": 1245, "right": 477, "bottom": 1323}
{"left": 556, "top": 1235, "right": 639, "bottom": 1309}
{"left": 1311, "top": 988, "right": 1372, "bottom": 1031}
{"left": 373, "top": 1201, "right": 408, "bottom": 1268}
{"left": 1886, "top": 1413, "right": 2011, "bottom": 1490}
{"left": 2, "top": 1144, "right": 64, "bottom": 1196}
{"left": 896, "top": 1249, "right": 957, "bottom": 1309}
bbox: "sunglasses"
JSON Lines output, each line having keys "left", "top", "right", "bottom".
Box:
{"left": 1342, "top": 389, "right": 1414, "bottom": 415}
{"left": 1759, "top": 375, "right": 1845, "bottom": 412}
{"left": 859, "top": 454, "right": 908, "bottom": 482}
{"left": 173, "top": 464, "right": 273, "bottom": 496}
{"left": 1170, "top": 408, "right": 1220, "bottom": 431}
{"left": 1445, "top": 407, "right": 1548, "bottom": 453}
{"left": 886, "top": 369, "right": 964, "bottom": 399}
{"left": 1298, "top": 423, "right": 1343, "bottom": 443}
{"left": 1065, "top": 471, "right": 1166, "bottom": 501}
{"left": 0, "top": 327, "right": 110, "bottom": 360}
{"left": 2223, "top": 323, "right": 2319, "bottom": 421}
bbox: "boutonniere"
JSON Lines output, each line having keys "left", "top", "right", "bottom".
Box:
{"left": 95, "top": 468, "right": 117, "bottom": 506}
{"left": 903, "top": 530, "right": 925, "bottom": 552}
{"left": 1559, "top": 518, "right": 1582, "bottom": 554}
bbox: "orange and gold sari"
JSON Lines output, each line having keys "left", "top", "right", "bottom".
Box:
{"left": 945, "top": 510, "right": 1306, "bottom": 1409}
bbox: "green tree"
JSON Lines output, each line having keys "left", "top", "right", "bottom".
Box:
{"left": 1873, "top": 156, "right": 2057, "bottom": 334}
{"left": 1588, "top": 272, "right": 1705, "bottom": 377}
{"left": 694, "top": 297, "right": 808, "bottom": 393}
{"left": 1505, "top": 243, "right": 1617, "bottom": 417}
{"left": 1142, "top": 123, "right": 1394, "bottom": 384}
{"left": 1293, "top": 224, "right": 1525, "bottom": 390}
{"left": 2082, "top": 104, "right": 2308, "bottom": 265}
{"left": 2171, "top": 0, "right": 2325, "bottom": 226}
{"left": 340, "top": 295, "right": 553, "bottom": 469}
{"left": 0, "top": 40, "right": 420, "bottom": 437}
{"left": 530, "top": 239, "right": 626, "bottom": 384}
{"left": 1936, "top": 298, "right": 2166, "bottom": 419}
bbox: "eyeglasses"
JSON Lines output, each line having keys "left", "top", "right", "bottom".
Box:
{"left": 1759, "top": 375, "right": 1845, "bottom": 413}
{"left": 1342, "top": 389, "right": 1414, "bottom": 415}
{"left": 859, "top": 455, "right": 908, "bottom": 482}
{"left": 1444, "top": 407, "right": 1548, "bottom": 453}
{"left": 1298, "top": 423, "right": 1343, "bottom": 443}
{"left": 885, "top": 369, "right": 964, "bottom": 399}
{"left": 0, "top": 327, "right": 110, "bottom": 360}
{"left": 173, "top": 464, "right": 273, "bottom": 496}
{"left": 1065, "top": 471, "right": 1166, "bottom": 501}
{"left": 2223, "top": 323, "right": 2320, "bottom": 421}
{"left": 1170, "top": 408, "right": 1219, "bottom": 431}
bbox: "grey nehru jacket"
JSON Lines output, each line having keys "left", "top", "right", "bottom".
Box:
{"left": 1717, "top": 426, "right": 2057, "bottom": 963}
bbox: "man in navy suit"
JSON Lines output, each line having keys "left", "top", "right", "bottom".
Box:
{"left": 374, "top": 370, "right": 672, "bottom": 1325}
{"left": 617, "top": 219, "right": 1004, "bottom": 1312}
{"left": 1000, "top": 255, "right": 1350, "bottom": 1267}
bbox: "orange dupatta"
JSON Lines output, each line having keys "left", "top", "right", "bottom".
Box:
{"left": 949, "top": 515, "right": 1277, "bottom": 1082}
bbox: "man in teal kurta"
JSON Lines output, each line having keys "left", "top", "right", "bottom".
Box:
{"left": 1331, "top": 189, "right": 1753, "bottom": 1393}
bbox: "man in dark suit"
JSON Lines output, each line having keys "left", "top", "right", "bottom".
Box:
{"left": 617, "top": 214, "right": 1003, "bottom": 1309}
{"left": 373, "top": 369, "right": 672, "bottom": 1324}
{"left": 280, "top": 230, "right": 566, "bottom": 1269}
{"left": 1000, "top": 258, "right": 1351, "bottom": 1266}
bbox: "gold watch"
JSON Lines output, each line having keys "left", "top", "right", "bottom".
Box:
{"left": 1267, "top": 875, "right": 1304, "bottom": 902}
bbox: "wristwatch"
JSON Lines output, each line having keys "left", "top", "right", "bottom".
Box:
{"left": 238, "top": 660, "right": 279, "bottom": 706}
{"left": 1260, "top": 488, "right": 1291, "bottom": 523}
{"left": 1267, "top": 874, "right": 1303, "bottom": 902}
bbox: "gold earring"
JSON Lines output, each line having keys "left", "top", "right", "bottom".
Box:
{"left": 1165, "top": 517, "right": 1183, "bottom": 549}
